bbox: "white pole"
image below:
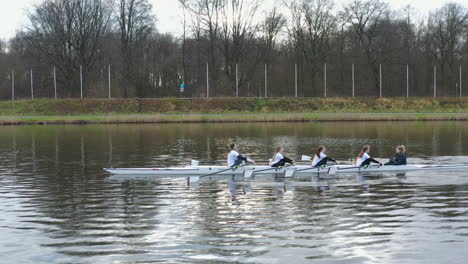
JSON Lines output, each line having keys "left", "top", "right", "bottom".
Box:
{"left": 80, "top": 65, "right": 83, "bottom": 99}
{"left": 460, "top": 65, "right": 462, "bottom": 97}
{"left": 108, "top": 64, "right": 111, "bottom": 99}
{"left": 352, "top": 64, "right": 355, "bottom": 98}
{"left": 265, "top": 64, "right": 268, "bottom": 98}
{"left": 30, "top": 69, "right": 34, "bottom": 100}
{"left": 434, "top": 65, "right": 437, "bottom": 98}
{"left": 379, "top": 64, "right": 382, "bottom": 98}
{"left": 54, "top": 66, "right": 57, "bottom": 99}
{"left": 11, "top": 69, "right": 14, "bottom": 101}
{"left": 295, "top": 63, "right": 298, "bottom": 97}
{"left": 406, "top": 64, "right": 409, "bottom": 98}
{"left": 206, "top": 63, "right": 209, "bottom": 98}
{"left": 236, "top": 63, "right": 239, "bottom": 97}
{"left": 324, "top": 63, "right": 327, "bottom": 97}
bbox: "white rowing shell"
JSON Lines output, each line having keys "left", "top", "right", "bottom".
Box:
{"left": 104, "top": 164, "right": 468, "bottom": 176}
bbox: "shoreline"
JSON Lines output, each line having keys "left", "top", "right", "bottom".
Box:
{"left": 1, "top": 112, "right": 468, "bottom": 125}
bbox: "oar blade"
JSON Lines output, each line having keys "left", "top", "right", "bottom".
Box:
{"left": 187, "top": 176, "right": 200, "bottom": 184}
{"left": 327, "top": 166, "right": 337, "bottom": 175}
{"left": 243, "top": 168, "right": 254, "bottom": 178}
{"left": 301, "top": 155, "right": 312, "bottom": 161}
{"left": 284, "top": 168, "right": 296, "bottom": 177}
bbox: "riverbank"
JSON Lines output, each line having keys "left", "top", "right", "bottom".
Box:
{"left": 2, "top": 98, "right": 468, "bottom": 124}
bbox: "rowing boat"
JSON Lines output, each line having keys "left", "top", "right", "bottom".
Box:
{"left": 103, "top": 164, "right": 468, "bottom": 176}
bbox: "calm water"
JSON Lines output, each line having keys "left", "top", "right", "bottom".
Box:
{"left": 0, "top": 122, "right": 468, "bottom": 264}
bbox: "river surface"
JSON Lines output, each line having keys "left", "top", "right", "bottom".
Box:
{"left": 0, "top": 122, "right": 467, "bottom": 264}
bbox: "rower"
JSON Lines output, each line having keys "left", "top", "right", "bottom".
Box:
{"left": 355, "top": 145, "right": 382, "bottom": 167}
{"left": 271, "top": 146, "right": 294, "bottom": 167}
{"left": 311, "top": 145, "right": 336, "bottom": 167}
{"left": 385, "top": 145, "right": 407, "bottom": 165}
{"left": 227, "top": 143, "right": 255, "bottom": 168}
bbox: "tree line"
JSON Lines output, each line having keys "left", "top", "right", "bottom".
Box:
{"left": 0, "top": 0, "right": 467, "bottom": 99}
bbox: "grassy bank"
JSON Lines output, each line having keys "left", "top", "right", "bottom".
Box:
{"left": 1, "top": 97, "right": 468, "bottom": 124}
{"left": 3, "top": 97, "right": 468, "bottom": 115}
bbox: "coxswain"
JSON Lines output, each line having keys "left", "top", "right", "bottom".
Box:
{"left": 385, "top": 145, "right": 407, "bottom": 165}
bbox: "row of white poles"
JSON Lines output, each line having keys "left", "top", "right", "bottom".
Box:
{"left": 9, "top": 65, "right": 113, "bottom": 100}
{"left": 7, "top": 63, "right": 464, "bottom": 99}
{"left": 222, "top": 63, "right": 464, "bottom": 98}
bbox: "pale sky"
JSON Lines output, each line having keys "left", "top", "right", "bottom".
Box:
{"left": 0, "top": 0, "right": 466, "bottom": 40}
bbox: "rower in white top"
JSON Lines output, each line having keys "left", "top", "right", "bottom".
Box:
{"left": 227, "top": 143, "right": 255, "bottom": 168}
{"left": 354, "top": 145, "right": 382, "bottom": 167}
{"left": 270, "top": 146, "right": 294, "bottom": 167}
{"left": 311, "top": 145, "right": 336, "bottom": 167}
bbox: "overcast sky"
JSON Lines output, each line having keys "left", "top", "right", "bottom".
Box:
{"left": 0, "top": 0, "right": 466, "bottom": 40}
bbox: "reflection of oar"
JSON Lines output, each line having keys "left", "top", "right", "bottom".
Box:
{"left": 188, "top": 163, "right": 249, "bottom": 184}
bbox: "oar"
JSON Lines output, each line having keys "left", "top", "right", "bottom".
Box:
{"left": 246, "top": 164, "right": 293, "bottom": 174}
{"left": 243, "top": 164, "right": 296, "bottom": 178}
{"left": 188, "top": 163, "right": 250, "bottom": 184}
{"left": 294, "top": 164, "right": 336, "bottom": 173}
{"left": 328, "top": 164, "right": 381, "bottom": 175}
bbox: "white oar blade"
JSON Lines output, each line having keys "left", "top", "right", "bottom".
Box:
{"left": 301, "top": 155, "right": 312, "bottom": 161}
{"left": 243, "top": 168, "right": 254, "bottom": 178}
{"left": 327, "top": 166, "right": 337, "bottom": 175}
{"left": 284, "top": 168, "right": 296, "bottom": 177}
{"left": 187, "top": 176, "right": 200, "bottom": 184}
{"left": 190, "top": 160, "right": 199, "bottom": 166}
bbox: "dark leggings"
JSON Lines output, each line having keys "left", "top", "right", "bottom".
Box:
{"left": 272, "top": 157, "right": 293, "bottom": 167}
{"left": 360, "top": 158, "right": 380, "bottom": 167}
{"left": 232, "top": 155, "right": 248, "bottom": 167}
{"left": 314, "top": 157, "right": 336, "bottom": 167}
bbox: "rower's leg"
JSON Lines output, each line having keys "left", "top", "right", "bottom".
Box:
{"left": 361, "top": 158, "right": 381, "bottom": 167}
{"left": 315, "top": 158, "right": 328, "bottom": 167}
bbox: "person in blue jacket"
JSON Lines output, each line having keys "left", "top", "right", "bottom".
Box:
{"left": 385, "top": 145, "right": 407, "bottom": 165}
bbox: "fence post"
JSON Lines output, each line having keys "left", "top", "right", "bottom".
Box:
{"left": 54, "top": 66, "right": 57, "bottom": 99}
{"left": 379, "top": 64, "right": 382, "bottom": 98}
{"left": 294, "top": 63, "right": 298, "bottom": 97}
{"left": 11, "top": 69, "right": 14, "bottom": 101}
{"left": 30, "top": 69, "right": 34, "bottom": 100}
{"left": 206, "top": 63, "right": 209, "bottom": 98}
{"left": 352, "top": 64, "right": 355, "bottom": 98}
{"left": 265, "top": 64, "right": 268, "bottom": 98}
{"left": 406, "top": 64, "right": 409, "bottom": 98}
{"left": 460, "top": 65, "right": 462, "bottom": 97}
{"left": 434, "top": 65, "right": 437, "bottom": 98}
{"left": 236, "top": 63, "right": 239, "bottom": 97}
{"left": 80, "top": 65, "right": 83, "bottom": 99}
{"left": 108, "top": 64, "right": 111, "bottom": 99}
{"left": 324, "top": 63, "right": 327, "bottom": 97}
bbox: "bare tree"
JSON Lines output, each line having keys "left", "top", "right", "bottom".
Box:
{"left": 185, "top": 0, "right": 224, "bottom": 83}
{"left": 219, "top": 0, "right": 261, "bottom": 93}
{"left": 342, "top": 0, "right": 388, "bottom": 94}
{"left": 26, "top": 0, "right": 113, "bottom": 96}
{"left": 287, "top": 0, "right": 337, "bottom": 94}
{"left": 261, "top": 5, "right": 286, "bottom": 64}
{"left": 117, "top": 0, "right": 155, "bottom": 97}
{"left": 427, "top": 3, "right": 468, "bottom": 95}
